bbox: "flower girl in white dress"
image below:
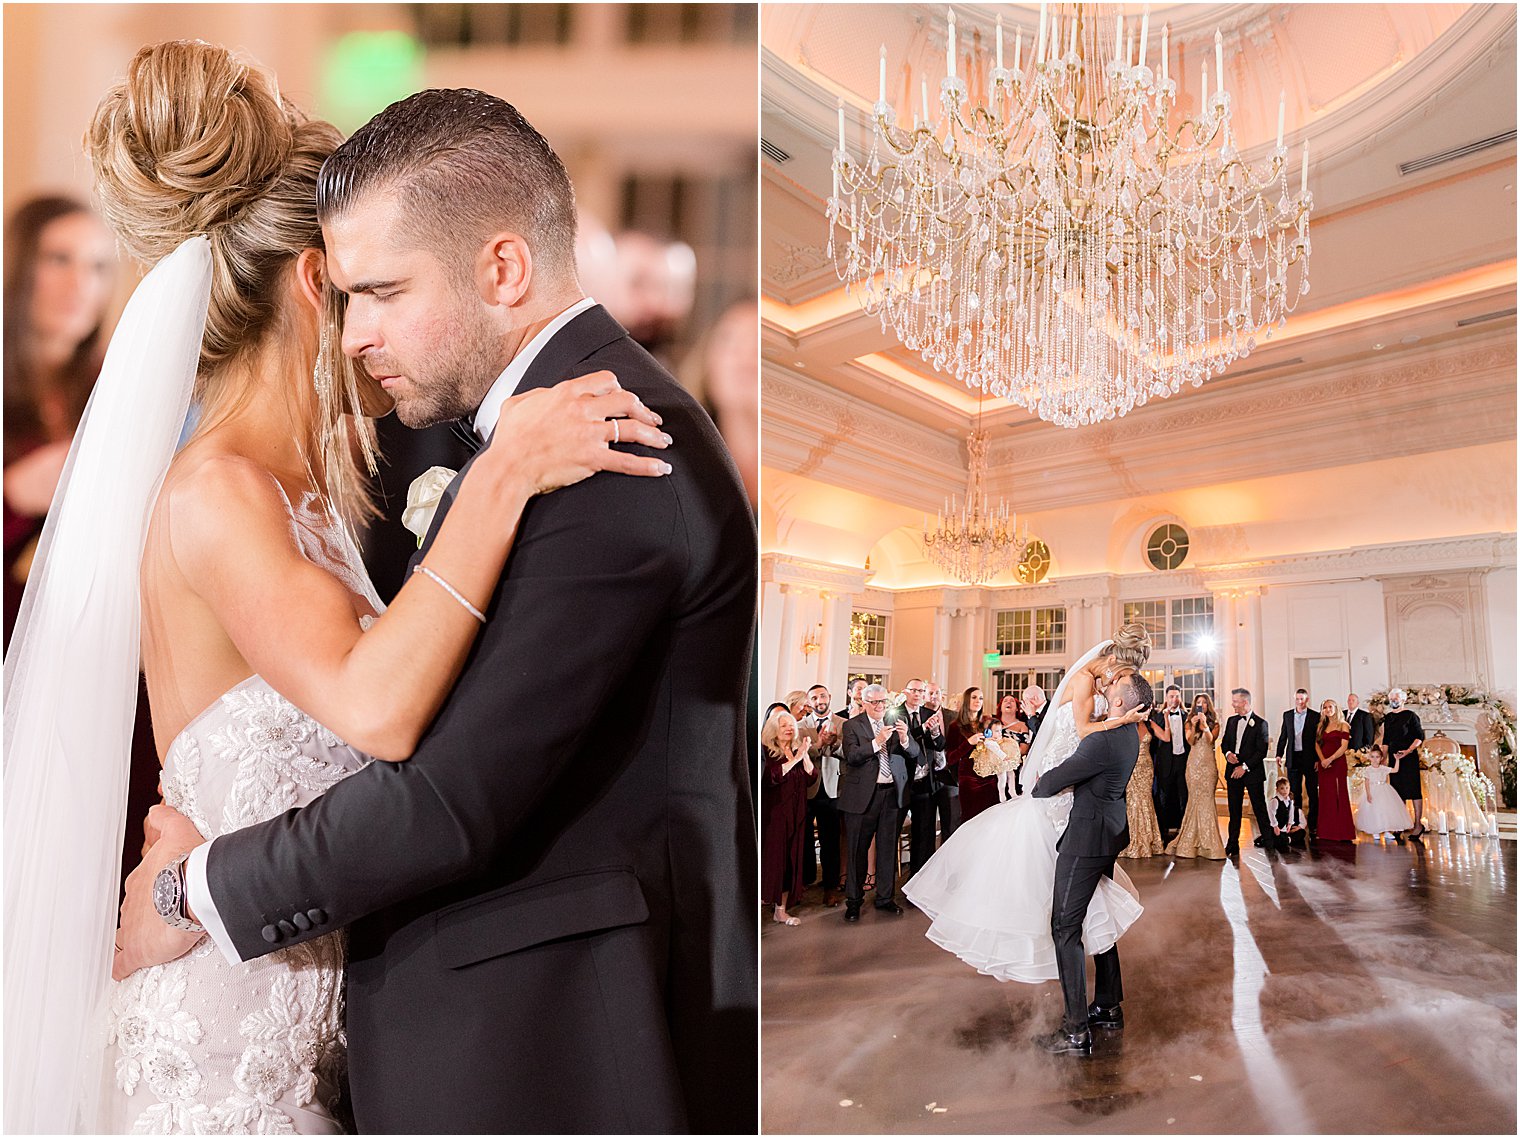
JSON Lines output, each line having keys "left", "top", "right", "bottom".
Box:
{"left": 1355, "top": 746, "right": 1412, "bottom": 841}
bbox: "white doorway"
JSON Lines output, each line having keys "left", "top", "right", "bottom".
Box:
{"left": 1293, "top": 655, "right": 1350, "bottom": 709}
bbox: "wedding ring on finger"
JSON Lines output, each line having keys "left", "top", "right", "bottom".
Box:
{"left": 611, "top": 418, "right": 620, "bottom": 446}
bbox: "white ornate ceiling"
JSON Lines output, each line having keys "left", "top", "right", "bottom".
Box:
{"left": 761, "top": 2, "right": 1517, "bottom": 507}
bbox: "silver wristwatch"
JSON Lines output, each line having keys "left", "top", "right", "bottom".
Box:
{"left": 152, "top": 852, "right": 205, "bottom": 934}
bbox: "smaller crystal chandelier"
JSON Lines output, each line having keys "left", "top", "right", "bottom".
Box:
{"left": 922, "top": 396, "right": 1029, "bottom": 585}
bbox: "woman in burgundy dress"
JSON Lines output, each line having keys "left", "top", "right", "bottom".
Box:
{"left": 1315, "top": 700, "right": 1357, "bottom": 841}
{"left": 4, "top": 196, "right": 115, "bottom": 649}
{"left": 761, "top": 711, "right": 817, "bottom": 925}
{"left": 952, "top": 687, "right": 999, "bottom": 822}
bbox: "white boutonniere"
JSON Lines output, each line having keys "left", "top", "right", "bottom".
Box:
{"left": 402, "top": 466, "right": 457, "bottom": 547}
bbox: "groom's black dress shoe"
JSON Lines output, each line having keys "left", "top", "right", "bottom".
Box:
{"left": 1037, "top": 1028, "right": 1093, "bottom": 1056}
{"left": 874, "top": 901, "right": 904, "bottom": 915}
{"left": 844, "top": 903, "right": 861, "bottom": 922}
{"left": 1087, "top": 1003, "right": 1123, "bottom": 1029}
{"left": 1225, "top": 845, "right": 1240, "bottom": 856}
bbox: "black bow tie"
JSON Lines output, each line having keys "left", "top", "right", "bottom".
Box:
{"left": 451, "top": 418, "right": 484, "bottom": 455}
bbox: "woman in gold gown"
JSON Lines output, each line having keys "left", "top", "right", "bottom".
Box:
{"left": 1119, "top": 716, "right": 1164, "bottom": 857}
{"left": 1165, "top": 694, "right": 1227, "bottom": 860}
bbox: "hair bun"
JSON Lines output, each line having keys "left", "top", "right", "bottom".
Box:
{"left": 86, "top": 40, "right": 296, "bottom": 264}
{"left": 1107, "top": 622, "right": 1153, "bottom": 669}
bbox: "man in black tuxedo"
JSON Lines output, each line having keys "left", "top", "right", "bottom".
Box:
{"left": 839, "top": 684, "right": 917, "bottom": 920}
{"left": 836, "top": 677, "right": 866, "bottom": 723}
{"left": 1149, "top": 684, "right": 1190, "bottom": 836}
{"left": 899, "top": 678, "right": 949, "bottom": 880}
{"left": 1022, "top": 683, "right": 1048, "bottom": 742}
{"left": 1345, "top": 692, "right": 1375, "bottom": 753}
{"left": 1277, "top": 688, "right": 1322, "bottom": 837}
{"left": 115, "top": 89, "right": 756, "bottom": 1134}
{"left": 1031, "top": 672, "right": 1153, "bottom": 1057}
{"left": 1222, "top": 687, "right": 1276, "bottom": 856}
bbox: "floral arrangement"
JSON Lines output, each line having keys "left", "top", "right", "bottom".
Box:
{"left": 1346, "top": 748, "right": 1372, "bottom": 770}
{"left": 1420, "top": 750, "right": 1495, "bottom": 809}
{"left": 1369, "top": 686, "right": 1516, "bottom": 807}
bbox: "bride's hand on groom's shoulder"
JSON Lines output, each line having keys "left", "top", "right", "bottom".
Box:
{"left": 487, "top": 371, "right": 674, "bottom": 496}
{"left": 113, "top": 806, "right": 206, "bottom": 982}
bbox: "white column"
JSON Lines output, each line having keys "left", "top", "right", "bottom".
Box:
{"left": 818, "top": 592, "right": 855, "bottom": 695}
{"left": 774, "top": 584, "right": 801, "bottom": 699}
{"left": 760, "top": 580, "right": 786, "bottom": 704}
{"left": 932, "top": 606, "right": 954, "bottom": 693}
{"left": 1214, "top": 590, "right": 1238, "bottom": 700}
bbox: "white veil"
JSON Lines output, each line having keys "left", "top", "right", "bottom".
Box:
{"left": 3, "top": 237, "right": 212, "bottom": 1133}
{"left": 1020, "top": 640, "right": 1111, "bottom": 788}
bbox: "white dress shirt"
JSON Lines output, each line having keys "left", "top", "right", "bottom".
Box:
{"left": 1168, "top": 709, "right": 1186, "bottom": 754}
{"left": 187, "top": 296, "right": 600, "bottom": 965}
{"left": 1234, "top": 714, "right": 1250, "bottom": 755}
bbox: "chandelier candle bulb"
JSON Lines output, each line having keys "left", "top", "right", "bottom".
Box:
{"left": 1277, "top": 91, "right": 1285, "bottom": 149}
{"left": 1301, "top": 140, "right": 1309, "bottom": 194}
{"left": 1201, "top": 61, "right": 1208, "bottom": 106}
{"left": 922, "top": 78, "right": 930, "bottom": 124}
{"left": 1215, "top": 31, "right": 1224, "bottom": 96}
{"left": 1139, "top": 10, "right": 1149, "bottom": 70}
{"left": 837, "top": 99, "right": 845, "bottom": 153}
{"left": 996, "top": 14, "right": 1003, "bottom": 70}
{"left": 1069, "top": 12, "right": 1077, "bottom": 58}
{"left": 880, "top": 45, "right": 887, "bottom": 104}
{"left": 1037, "top": 1, "right": 1047, "bottom": 65}
{"left": 1161, "top": 24, "right": 1168, "bottom": 83}
{"left": 1114, "top": 13, "right": 1123, "bottom": 63}
{"left": 1014, "top": 28, "right": 1021, "bottom": 72}
{"left": 947, "top": 8, "right": 956, "bottom": 80}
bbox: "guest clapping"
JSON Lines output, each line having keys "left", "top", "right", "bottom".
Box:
{"left": 761, "top": 712, "right": 818, "bottom": 926}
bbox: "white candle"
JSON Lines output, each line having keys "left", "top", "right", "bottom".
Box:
{"left": 1201, "top": 62, "right": 1208, "bottom": 105}
{"left": 1114, "top": 13, "right": 1123, "bottom": 62}
{"left": 947, "top": 8, "right": 957, "bottom": 79}
{"left": 1215, "top": 30, "right": 1225, "bottom": 95}
{"left": 1068, "top": 11, "right": 1077, "bottom": 57}
{"left": 996, "top": 14, "right": 1004, "bottom": 70}
{"left": 1037, "top": 1, "right": 1047, "bottom": 63}
{"left": 1277, "top": 90, "right": 1285, "bottom": 149}
{"left": 837, "top": 99, "right": 846, "bottom": 151}
{"left": 1139, "top": 10, "right": 1149, "bottom": 69}
{"left": 1161, "top": 25, "right": 1168, "bottom": 83}
{"left": 922, "top": 78, "right": 931, "bottom": 123}
{"left": 879, "top": 45, "right": 887, "bottom": 104}
{"left": 1014, "top": 28, "right": 1022, "bottom": 72}
{"left": 1301, "top": 140, "right": 1309, "bottom": 194}
{"left": 1127, "top": 31, "right": 1133, "bottom": 68}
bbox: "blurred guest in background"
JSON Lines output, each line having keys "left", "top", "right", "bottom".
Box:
{"left": 611, "top": 230, "right": 696, "bottom": 363}
{"left": 4, "top": 195, "right": 115, "bottom": 646}
{"left": 995, "top": 693, "right": 1031, "bottom": 797}
{"left": 950, "top": 686, "right": 996, "bottom": 822}
{"left": 678, "top": 297, "right": 757, "bottom": 507}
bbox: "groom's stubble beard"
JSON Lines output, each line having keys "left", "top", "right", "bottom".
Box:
{"left": 386, "top": 283, "right": 506, "bottom": 430}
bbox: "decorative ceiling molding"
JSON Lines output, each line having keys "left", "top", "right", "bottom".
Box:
{"left": 1203, "top": 531, "right": 1516, "bottom": 589}
{"left": 761, "top": 552, "right": 873, "bottom": 595}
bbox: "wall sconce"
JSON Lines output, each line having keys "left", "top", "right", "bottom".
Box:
{"left": 801, "top": 623, "right": 822, "bottom": 659}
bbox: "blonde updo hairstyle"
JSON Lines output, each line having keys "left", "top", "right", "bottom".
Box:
{"left": 1104, "top": 622, "right": 1153, "bottom": 671}
{"left": 85, "top": 40, "right": 377, "bottom": 521}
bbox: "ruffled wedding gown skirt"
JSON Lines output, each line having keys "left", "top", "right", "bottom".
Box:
{"left": 903, "top": 701, "right": 1143, "bottom": 983}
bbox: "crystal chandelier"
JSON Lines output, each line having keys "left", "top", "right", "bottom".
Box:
{"left": 922, "top": 396, "right": 1029, "bottom": 585}
{"left": 827, "top": 3, "right": 1314, "bottom": 427}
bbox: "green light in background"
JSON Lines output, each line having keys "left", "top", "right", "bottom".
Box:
{"left": 320, "top": 31, "right": 425, "bottom": 134}
{"left": 984, "top": 652, "right": 1001, "bottom": 666}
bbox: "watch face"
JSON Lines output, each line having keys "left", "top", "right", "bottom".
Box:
{"left": 152, "top": 867, "right": 179, "bottom": 919}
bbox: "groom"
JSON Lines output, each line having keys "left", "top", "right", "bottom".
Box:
{"left": 1030, "top": 671, "right": 1153, "bottom": 1057}
{"left": 114, "top": 89, "right": 756, "bottom": 1133}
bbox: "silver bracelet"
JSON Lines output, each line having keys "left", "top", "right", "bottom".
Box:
{"left": 413, "top": 565, "right": 487, "bottom": 623}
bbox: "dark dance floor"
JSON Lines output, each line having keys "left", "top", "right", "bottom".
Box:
{"left": 761, "top": 823, "right": 1516, "bottom": 1134}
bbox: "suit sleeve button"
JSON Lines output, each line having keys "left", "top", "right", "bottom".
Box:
{"left": 278, "top": 919, "right": 297, "bottom": 937}
{"left": 307, "top": 908, "right": 327, "bottom": 925}
{"left": 292, "top": 912, "right": 312, "bottom": 931}
{"left": 261, "top": 924, "right": 281, "bottom": 943}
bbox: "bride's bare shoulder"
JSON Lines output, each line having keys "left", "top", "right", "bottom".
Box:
{"left": 158, "top": 450, "right": 297, "bottom": 565}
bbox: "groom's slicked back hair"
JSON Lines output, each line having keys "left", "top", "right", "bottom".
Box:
{"left": 1121, "top": 673, "right": 1154, "bottom": 713}
{"left": 316, "top": 87, "right": 577, "bottom": 275}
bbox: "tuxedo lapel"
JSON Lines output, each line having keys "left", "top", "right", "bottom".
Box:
{"left": 412, "top": 305, "right": 631, "bottom": 566}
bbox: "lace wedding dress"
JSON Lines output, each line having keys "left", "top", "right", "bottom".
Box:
{"left": 904, "top": 671, "right": 1143, "bottom": 984}
{"left": 103, "top": 498, "right": 377, "bottom": 1135}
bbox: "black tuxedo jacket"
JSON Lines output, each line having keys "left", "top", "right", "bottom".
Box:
{"left": 838, "top": 710, "right": 916, "bottom": 812}
{"left": 1222, "top": 712, "right": 1271, "bottom": 774}
{"left": 1031, "top": 723, "right": 1139, "bottom": 857}
{"left": 1277, "top": 708, "right": 1322, "bottom": 765}
{"left": 898, "top": 703, "right": 946, "bottom": 790}
{"left": 202, "top": 306, "right": 757, "bottom": 1134}
{"left": 1346, "top": 707, "right": 1375, "bottom": 752}
{"left": 1026, "top": 706, "right": 1046, "bottom": 741}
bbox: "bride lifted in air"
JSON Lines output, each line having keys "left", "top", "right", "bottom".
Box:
{"left": 904, "top": 625, "right": 1153, "bottom": 982}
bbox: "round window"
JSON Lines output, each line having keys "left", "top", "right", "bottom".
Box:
{"left": 1145, "top": 524, "right": 1189, "bottom": 571}
{"left": 1015, "top": 539, "right": 1051, "bottom": 585}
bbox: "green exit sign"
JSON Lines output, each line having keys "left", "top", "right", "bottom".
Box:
{"left": 984, "top": 652, "right": 1001, "bottom": 666}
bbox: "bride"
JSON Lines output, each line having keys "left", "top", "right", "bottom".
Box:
{"left": 904, "top": 625, "right": 1153, "bottom": 982}
{"left": 4, "top": 41, "right": 672, "bottom": 1134}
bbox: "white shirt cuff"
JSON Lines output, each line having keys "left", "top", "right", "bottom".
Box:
{"left": 185, "top": 840, "right": 245, "bottom": 965}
